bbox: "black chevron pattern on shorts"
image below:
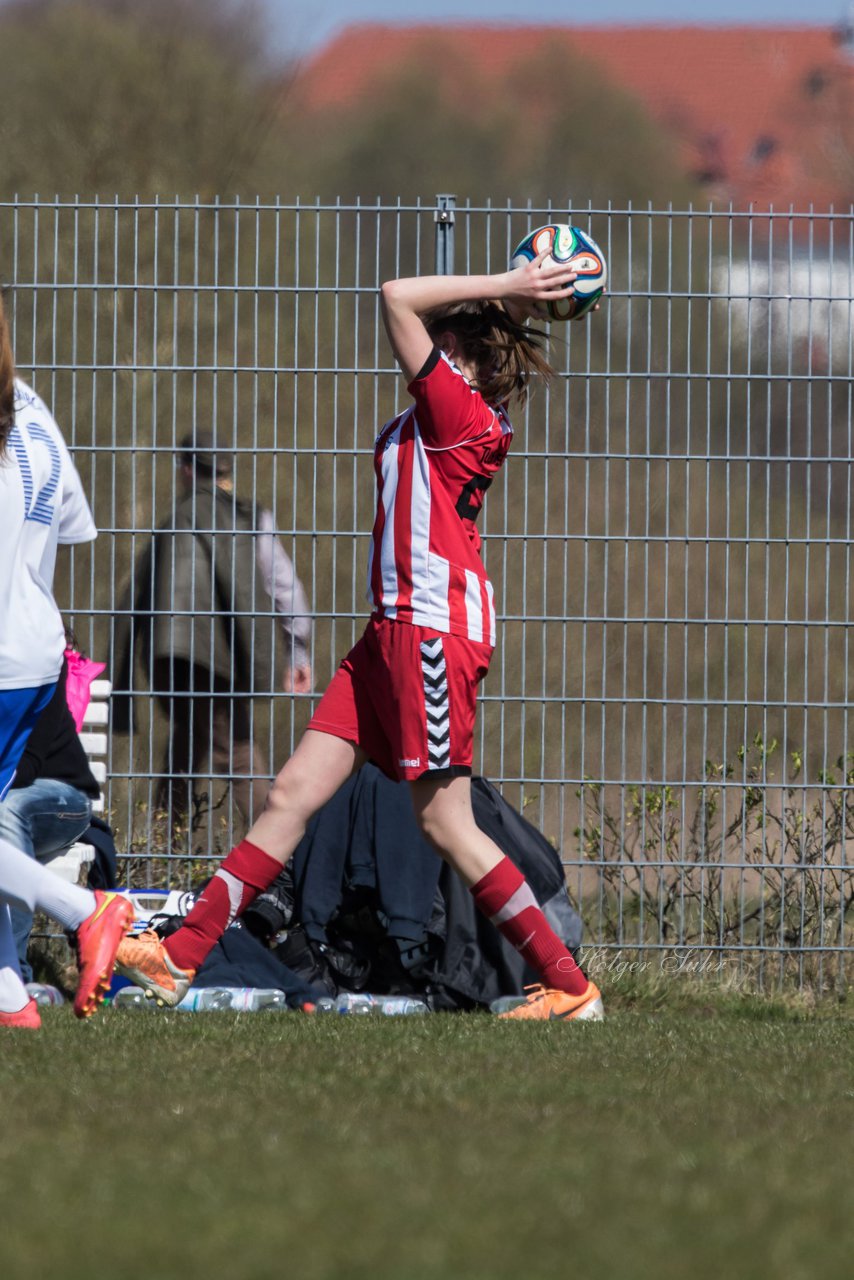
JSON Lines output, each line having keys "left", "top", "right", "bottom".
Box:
{"left": 420, "top": 638, "right": 451, "bottom": 769}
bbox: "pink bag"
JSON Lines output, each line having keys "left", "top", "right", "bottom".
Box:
{"left": 64, "top": 647, "right": 107, "bottom": 732}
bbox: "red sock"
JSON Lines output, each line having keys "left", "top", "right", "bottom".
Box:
{"left": 470, "top": 856, "right": 588, "bottom": 997}
{"left": 165, "top": 839, "right": 283, "bottom": 973}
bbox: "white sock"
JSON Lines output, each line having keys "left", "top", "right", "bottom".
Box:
{"left": 0, "top": 836, "right": 93, "bottom": 933}
{"left": 0, "top": 904, "right": 30, "bottom": 1013}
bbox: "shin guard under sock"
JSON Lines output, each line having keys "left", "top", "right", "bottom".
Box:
{"left": 165, "top": 839, "right": 283, "bottom": 973}
{"left": 470, "top": 856, "right": 588, "bottom": 996}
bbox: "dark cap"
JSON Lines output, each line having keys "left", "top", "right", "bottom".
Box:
{"left": 178, "top": 429, "right": 233, "bottom": 478}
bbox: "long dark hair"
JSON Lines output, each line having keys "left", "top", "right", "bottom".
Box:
{"left": 0, "top": 293, "right": 15, "bottom": 456}
{"left": 425, "top": 301, "right": 554, "bottom": 408}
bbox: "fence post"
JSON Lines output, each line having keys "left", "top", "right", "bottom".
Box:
{"left": 434, "top": 193, "right": 456, "bottom": 275}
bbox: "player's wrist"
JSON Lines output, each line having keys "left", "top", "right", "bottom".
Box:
{"left": 486, "top": 270, "right": 514, "bottom": 300}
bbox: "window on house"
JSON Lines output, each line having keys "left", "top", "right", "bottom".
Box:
{"left": 749, "top": 135, "right": 778, "bottom": 165}
{"left": 804, "top": 68, "right": 828, "bottom": 96}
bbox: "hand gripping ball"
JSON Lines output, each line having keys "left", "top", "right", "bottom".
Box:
{"left": 510, "top": 223, "right": 607, "bottom": 320}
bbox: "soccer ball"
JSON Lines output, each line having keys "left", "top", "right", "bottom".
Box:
{"left": 510, "top": 223, "right": 607, "bottom": 321}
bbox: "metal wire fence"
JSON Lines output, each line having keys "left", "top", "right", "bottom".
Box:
{"left": 4, "top": 194, "right": 853, "bottom": 990}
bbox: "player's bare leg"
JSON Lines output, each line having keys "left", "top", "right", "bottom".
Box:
{"left": 117, "top": 731, "right": 365, "bottom": 1004}
{"left": 410, "top": 776, "right": 603, "bottom": 1021}
{"left": 409, "top": 775, "right": 504, "bottom": 886}
{"left": 247, "top": 730, "right": 366, "bottom": 858}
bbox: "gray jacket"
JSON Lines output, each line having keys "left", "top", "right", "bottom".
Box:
{"left": 113, "top": 483, "right": 310, "bottom": 729}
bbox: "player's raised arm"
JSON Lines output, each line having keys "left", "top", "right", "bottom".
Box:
{"left": 380, "top": 256, "right": 577, "bottom": 382}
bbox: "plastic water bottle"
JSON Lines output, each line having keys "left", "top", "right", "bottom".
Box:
{"left": 376, "top": 996, "right": 429, "bottom": 1016}
{"left": 315, "top": 992, "right": 428, "bottom": 1015}
{"left": 313, "top": 993, "right": 371, "bottom": 1014}
{"left": 227, "top": 988, "right": 289, "bottom": 1012}
{"left": 111, "top": 985, "right": 157, "bottom": 1010}
{"left": 489, "top": 995, "right": 528, "bottom": 1015}
{"left": 26, "top": 983, "right": 65, "bottom": 1007}
{"left": 332, "top": 992, "right": 374, "bottom": 1014}
{"left": 175, "top": 988, "right": 235, "bottom": 1012}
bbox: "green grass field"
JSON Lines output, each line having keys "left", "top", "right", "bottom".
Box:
{"left": 1, "top": 989, "right": 852, "bottom": 1280}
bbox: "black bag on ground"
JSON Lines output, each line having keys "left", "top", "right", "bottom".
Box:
{"left": 194, "top": 923, "right": 318, "bottom": 1009}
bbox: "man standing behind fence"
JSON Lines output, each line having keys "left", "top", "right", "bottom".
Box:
{"left": 114, "top": 430, "right": 312, "bottom": 838}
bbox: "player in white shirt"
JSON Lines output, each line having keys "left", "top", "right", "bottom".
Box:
{"left": 0, "top": 295, "right": 133, "bottom": 1028}
{"left": 0, "top": 382, "right": 97, "bottom": 703}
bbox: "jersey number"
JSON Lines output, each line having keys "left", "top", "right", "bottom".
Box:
{"left": 456, "top": 474, "right": 493, "bottom": 521}
{"left": 8, "top": 423, "right": 61, "bottom": 526}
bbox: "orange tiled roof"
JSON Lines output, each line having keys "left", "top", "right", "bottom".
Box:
{"left": 292, "top": 24, "right": 854, "bottom": 210}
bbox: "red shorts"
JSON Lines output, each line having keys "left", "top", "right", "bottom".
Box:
{"left": 308, "top": 616, "right": 493, "bottom": 782}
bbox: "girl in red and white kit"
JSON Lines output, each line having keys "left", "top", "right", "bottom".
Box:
{"left": 117, "top": 252, "right": 604, "bottom": 1022}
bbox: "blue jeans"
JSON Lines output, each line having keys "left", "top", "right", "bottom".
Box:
{"left": 0, "top": 780, "right": 92, "bottom": 981}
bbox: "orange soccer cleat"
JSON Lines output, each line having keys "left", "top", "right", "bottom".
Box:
{"left": 497, "top": 981, "right": 605, "bottom": 1022}
{"left": 73, "top": 890, "right": 136, "bottom": 1019}
{"left": 0, "top": 997, "right": 42, "bottom": 1029}
{"left": 115, "top": 929, "right": 195, "bottom": 1007}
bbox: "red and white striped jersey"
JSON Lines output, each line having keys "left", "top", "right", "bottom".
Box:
{"left": 367, "top": 348, "right": 513, "bottom": 645}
